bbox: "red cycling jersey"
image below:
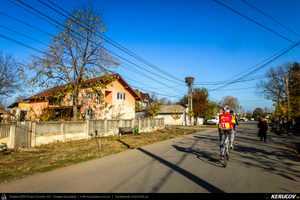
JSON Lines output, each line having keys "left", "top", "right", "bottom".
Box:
{"left": 219, "top": 113, "right": 233, "bottom": 130}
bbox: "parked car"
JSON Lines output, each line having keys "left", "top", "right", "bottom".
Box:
{"left": 239, "top": 118, "right": 248, "bottom": 122}
{"left": 207, "top": 116, "right": 219, "bottom": 125}
{"left": 250, "top": 118, "right": 255, "bottom": 121}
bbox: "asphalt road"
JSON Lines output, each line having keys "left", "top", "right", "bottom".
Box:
{"left": 0, "top": 122, "right": 299, "bottom": 193}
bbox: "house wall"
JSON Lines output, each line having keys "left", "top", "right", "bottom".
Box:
{"left": 156, "top": 113, "right": 185, "bottom": 125}
{"left": 103, "top": 80, "right": 135, "bottom": 119}
{"left": 26, "top": 78, "right": 136, "bottom": 121}
{"left": 19, "top": 103, "right": 30, "bottom": 109}
{"left": 74, "top": 79, "right": 135, "bottom": 119}
{"left": 28, "top": 102, "right": 49, "bottom": 120}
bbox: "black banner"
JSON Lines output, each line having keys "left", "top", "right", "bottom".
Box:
{"left": 1, "top": 193, "right": 300, "bottom": 200}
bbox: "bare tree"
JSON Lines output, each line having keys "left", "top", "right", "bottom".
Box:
{"left": 23, "top": 7, "right": 118, "bottom": 120}
{"left": 256, "top": 65, "right": 286, "bottom": 105}
{"left": 0, "top": 52, "right": 20, "bottom": 101}
{"left": 221, "top": 96, "right": 239, "bottom": 111}
{"left": 257, "top": 62, "right": 300, "bottom": 118}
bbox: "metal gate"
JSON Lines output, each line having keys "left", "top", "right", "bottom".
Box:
{"left": 14, "top": 122, "right": 31, "bottom": 148}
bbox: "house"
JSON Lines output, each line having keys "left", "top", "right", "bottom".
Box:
{"left": 134, "top": 90, "right": 153, "bottom": 118}
{"left": 0, "top": 107, "right": 10, "bottom": 123}
{"left": 7, "top": 101, "right": 30, "bottom": 122}
{"left": 134, "top": 90, "right": 152, "bottom": 110}
{"left": 8, "top": 74, "right": 141, "bottom": 121}
{"left": 156, "top": 104, "right": 189, "bottom": 125}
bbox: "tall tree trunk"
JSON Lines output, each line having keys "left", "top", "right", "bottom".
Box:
{"left": 73, "top": 85, "right": 79, "bottom": 121}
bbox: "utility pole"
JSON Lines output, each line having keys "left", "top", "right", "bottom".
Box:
{"left": 185, "top": 77, "right": 195, "bottom": 126}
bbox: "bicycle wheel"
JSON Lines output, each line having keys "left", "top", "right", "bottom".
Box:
{"left": 222, "top": 153, "right": 227, "bottom": 167}
{"left": 223, "top": 150, "right": 228, "bottom": 167}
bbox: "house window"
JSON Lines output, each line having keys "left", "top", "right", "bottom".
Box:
{"left": 117, "top": 92, "right": 126, "bottom": 100}
{"left": 85, "top": 109, "right": 94, "bottom": 120}
{"left": 87, "top": 92, "right": 93, "bottom": 99}
{"left": 20, "top": 110, "right": 27, "bottom": 121}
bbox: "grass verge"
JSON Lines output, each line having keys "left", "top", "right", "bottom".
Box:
{"left": 0, "top": 128, "right": 199, "bottom": 183}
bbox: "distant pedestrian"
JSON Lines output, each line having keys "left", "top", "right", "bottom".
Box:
{"left": 257, "top": 118, "right": 268, "bottom": 142}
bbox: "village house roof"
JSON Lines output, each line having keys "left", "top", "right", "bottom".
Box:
{"left": 26, "top": 74, "right": 141, "bottom": 101}
{"left": 158, "top": 105, "right": 186, "bottom": 114}
{"left": 134, "top": 90, "right": 152, "bottom": 102}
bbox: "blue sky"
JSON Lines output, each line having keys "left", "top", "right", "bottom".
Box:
{"left": 1, "top": 0, "right": 300, "bottom": 112}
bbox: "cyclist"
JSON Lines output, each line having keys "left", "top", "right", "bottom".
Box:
{"left": 219, "top": 106, "right": 233, "bottom": 160}
{"left": 229, "top": 110, "right": 238, "bottom": 149}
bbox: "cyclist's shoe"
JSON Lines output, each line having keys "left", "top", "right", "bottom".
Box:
{"left": 220, "top": 155, "right": 224, "bottom": 160}
{"left": 230, "top": 145, "right": 234, "bottom": 149}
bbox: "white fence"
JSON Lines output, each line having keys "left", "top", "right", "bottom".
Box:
{"left": 0, "top": 118, "right": 165, "bottom": 148}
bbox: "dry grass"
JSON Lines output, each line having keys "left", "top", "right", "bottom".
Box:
{"left": 0, "top": 128, "right": 199, "bottom": 183}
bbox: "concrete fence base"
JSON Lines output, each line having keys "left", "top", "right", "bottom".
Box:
{"left": 0, "top": 118, "right": 165, "bottom": 148}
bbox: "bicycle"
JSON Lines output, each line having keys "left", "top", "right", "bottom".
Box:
{"left": 220, "top": 131, "right": 231, "bottom": 167}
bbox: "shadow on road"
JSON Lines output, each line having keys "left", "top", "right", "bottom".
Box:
{"left": 233, "top": 143, "right": 300, "bottom": 182}
{"left": 137, "top": 147, "right": 225, "bottom": 193}
{"left": 172, "top": 145, "right": 222, "bottom": 168}
{"left": 193, "top": 131, "right": 300, "bottom": 183}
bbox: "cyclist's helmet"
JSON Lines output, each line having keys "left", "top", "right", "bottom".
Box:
{"left": 224, "top": 106, "right": 230, "bottom": 113}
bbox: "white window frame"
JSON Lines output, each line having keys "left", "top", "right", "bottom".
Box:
{"left": 117, "top": 92, "right": 126, "bottom": 100}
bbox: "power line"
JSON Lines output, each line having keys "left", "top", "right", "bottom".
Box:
{"left": 240, "top": 0, "right": 300, "bottom": 38}
{"left": 120, "top": 62, "right": 185, "bottom": 94}
{"left": 0, "top": 33, "right": 46, "bottom": 54}
{"left": 0, "top": 11, "right": 53, "bottom": 37}
{"left": 2, "top": 10, "right": 260, "bottom": 93}
{"left": 196, "top": 69, "right": 291, "bottom": 86}
{"left": 0, "top": 26, "right": 182, "bottom": 98}
{"left": 8, "top": 0, "right": 186, "bottom": 94}
{"left": 120, "top": 74, "right": 185, "bottom": 95}
{"left": 196, "top": 0, "right": 300, "bottom": 86}
{"left": 131, "top": 85, "right": 182, "bottom": 98}
{"left": 38, "top": 0, "right": 184, "bottom": 85}
{"left": 209, "top": 40, "right": 300, "bottom": 91}
{"left": 212, "top": 0, "right": 297, "bottom": 44}
{"left": 210, "top": 86, "right": 256, "bottom": 91}
{"left": 45, "top": 0, "right": 184, "bottom": 84}
{"left": 195, "top": 45, "right": 292, "bottom": 85}
{"left": 0, "top": 24, "right": 49, "bottom": 47}
{"left": 0, "top": 10, "right": 185, "bottom": 94}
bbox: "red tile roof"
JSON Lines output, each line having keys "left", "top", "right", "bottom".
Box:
{"left": 27, "top": 74, "right": 141, "bottom": 101}
{"left": 134, "top": 90, "right": 152, "bottom": 102}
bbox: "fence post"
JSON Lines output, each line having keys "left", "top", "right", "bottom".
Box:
{"left": 138, "top": 118, "right": 142, "bottom": 132}
{"left": 61, "top": 122, "right": 65, "bottom": 142}
{"left": 104, "top": 119, "right": 108, "bottom": 136}
{"left": 85, "top": 120, "right": 90, "bottom": 138}
{"left": 9, "top": 123, "right": 16, "bottom": 148}
{"left": 31, "top": 122, "right": 36, "bottom": 147}
{"left": 26, "top": 121, "right": 32, "bottom": 148}
{"left": 148, "top": 119, "right": 150, "bottom": 131}
{"left": 119, "top": 119, "right": 123, "bottom": 128}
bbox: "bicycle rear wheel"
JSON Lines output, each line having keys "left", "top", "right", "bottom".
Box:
{"left": 223, "top": 152, "right": 228, "bottom": 167}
